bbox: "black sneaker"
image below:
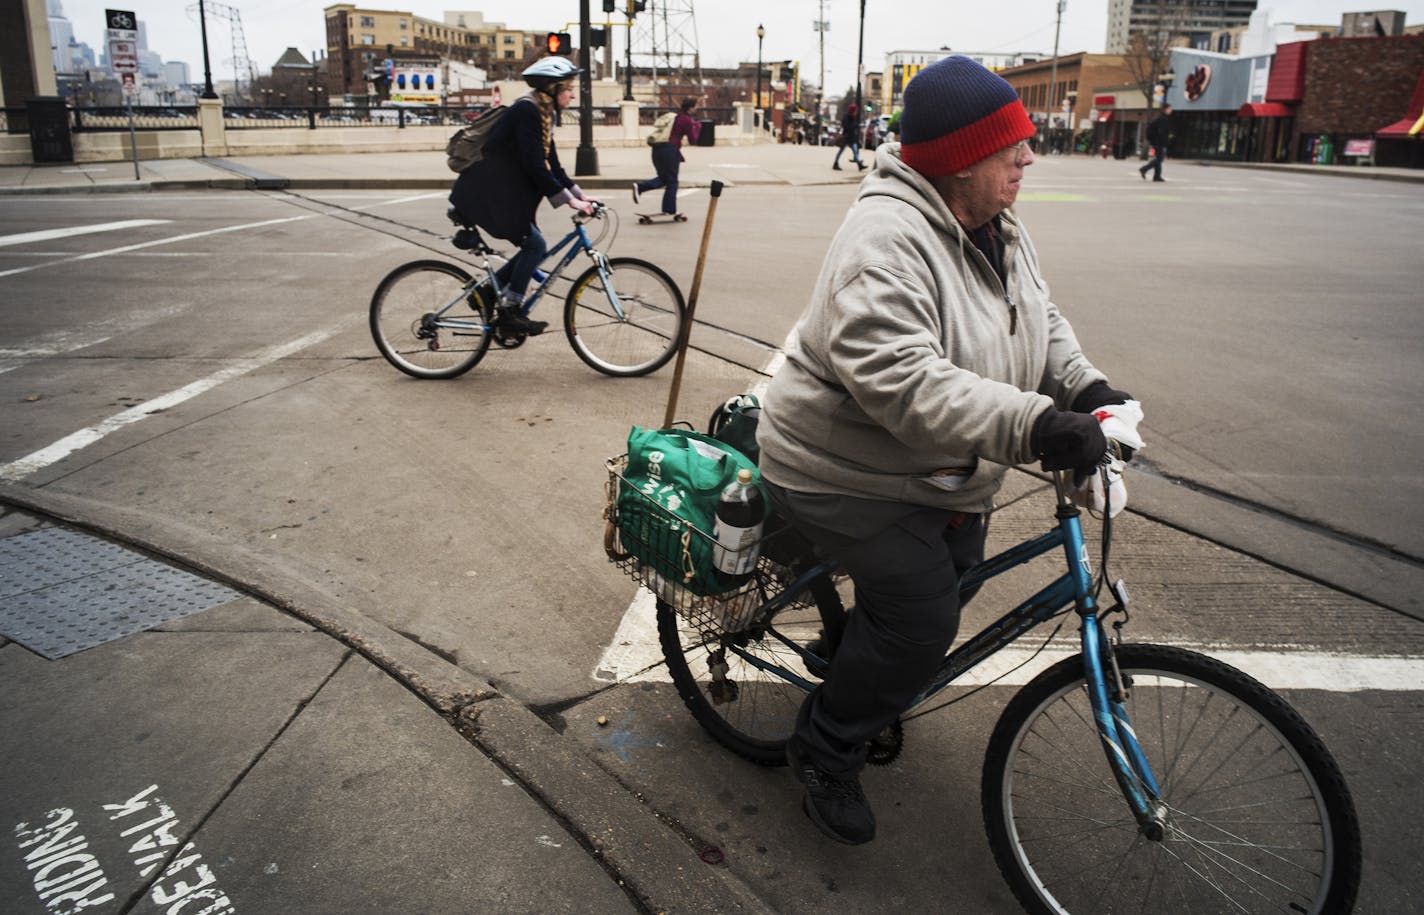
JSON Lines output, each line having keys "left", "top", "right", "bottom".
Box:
{"left": 495, "top": 307, "right": 546, "bottom": 336}
{"left": 631, "top": 183, "right": 641, "bottom": 205}
{"left": 787, "top": 743, "right": 875, "bottom": 845}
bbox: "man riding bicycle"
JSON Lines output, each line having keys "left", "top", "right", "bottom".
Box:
{"left": 756, "top": 56, "right": 1141, "bottom": 845}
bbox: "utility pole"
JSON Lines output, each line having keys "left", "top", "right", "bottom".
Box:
{"left": 855, "top": 0, "right": 865, "bottom": 137}
{"left": 1045, "top": 0, "right": 1065, "bottom": 151}
{"left": 816, "top": 0, "right": 827, "bottom": 137}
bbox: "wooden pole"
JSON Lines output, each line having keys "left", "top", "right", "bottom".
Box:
{"left": 662, "top": 179, "right": 724, "bottom": 427}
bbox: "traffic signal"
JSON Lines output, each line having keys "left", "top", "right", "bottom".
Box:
{"left": 590, "top": 28, "right": 607, "bottom": 49}
{"left": 603, "top": 0, "right": 616, "bottom": 11}
{"left": 626, "top": 0, "right": 646, "bottom": 16}
{"left": 545, "top": 32, "right": 572, "bottom": 55}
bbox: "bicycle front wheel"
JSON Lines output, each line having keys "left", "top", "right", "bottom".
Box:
{"left": 657, "top": 573, "right": 837, "bottom": 765}
{"left": 370, "top": 260, "right": 493, "bottom": 379}
{"left": 982, "top": 643, "right": 1361, "bottom": 915}
{"left": 564, "top": 257, "right": 686, "bottom": 377}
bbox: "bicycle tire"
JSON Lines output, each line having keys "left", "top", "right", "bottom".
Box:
{"left": 982, "top": 643, "right": 1361, "bottom": 915}
{"left": 657, "top": 572, "right": 841, "bottom": 765}
{"left": 564, "top": 257, "right": 686, "bottom": 377}
{"left": 370, "top": 260, "right": 493, "bottom": 379}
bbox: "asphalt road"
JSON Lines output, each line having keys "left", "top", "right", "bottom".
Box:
{"left": 1, "top": 168, "right": 1421, "bottom": 911}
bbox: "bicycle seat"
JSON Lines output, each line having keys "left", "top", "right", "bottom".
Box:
{"left": 446, "top": 207, "right": 490, "bottom": 253}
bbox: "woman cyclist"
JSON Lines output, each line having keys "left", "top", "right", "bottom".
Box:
{"left": 449, "top": 56, "right": 598, "bottom": 335}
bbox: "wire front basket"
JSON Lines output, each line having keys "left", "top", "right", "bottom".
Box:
{"left": 604, "top": 455, "right": 813, "bottom": 638}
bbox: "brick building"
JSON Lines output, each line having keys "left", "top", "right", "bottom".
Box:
{"left": 1290, "top": 34, "right": 1424, "bottom": 165}
{"left": 323, "top": 4, "right": 537, "bottom": 102}
{"left": 998, "top": 53, "right": 1140, "bottom": 154}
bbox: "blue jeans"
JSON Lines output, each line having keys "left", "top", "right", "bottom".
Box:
{"left": 833, "top": 141, "right": 862, "bottom": 167}
{"left": 635, "top": 144, "right": 682, "bottom": 214}
{"left": 495, "top": 224, "right": 546, "bottom": 303}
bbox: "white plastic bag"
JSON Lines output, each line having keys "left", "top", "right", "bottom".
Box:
{"left": 1071, "top": 400, "right": 1145, "bottom": 518}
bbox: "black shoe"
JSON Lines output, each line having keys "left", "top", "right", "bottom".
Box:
{"left": 857, "top": 162, "right": 867, "bottom": 171}
{"left": 631, "top": 183, "right": 641, "bottom": 205}
{"left": 1153, "top": 177, "right": 1166, "bottom": 182}
{"left": 1139, "top": 169, "right": 1147, "bottom": 180}
{"left": 496, "top": 307, "right": 546, "bottom": 336}
{"left": 831, "top": 163, "right": 843, "bottom": 171}
{"left": 787, "top": 743, "right": 875, "bottom": 845}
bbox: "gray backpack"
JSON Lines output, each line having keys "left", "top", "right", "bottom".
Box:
{"left": 446, "top": 106, "right": 506, "bottom": 172}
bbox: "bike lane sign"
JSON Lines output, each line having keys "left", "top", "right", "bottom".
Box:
{"left": 106, "top": 9, "right": 139, "bottom": 73}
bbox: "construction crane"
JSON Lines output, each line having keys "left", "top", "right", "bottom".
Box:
{"left": 185, "top": 1, "right": 256, "bottom": 101}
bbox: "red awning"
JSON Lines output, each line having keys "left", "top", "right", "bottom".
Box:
{"left": 1377, "top": 117, "right": 1421, "bottom": 138}
{"left": 1374, "top": 69, "right": 1424, "bottom": 137}
{"left": 1238, "top": 102, "right": 1293, "bottom": 118}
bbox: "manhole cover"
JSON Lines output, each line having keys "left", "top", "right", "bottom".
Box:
{"left": 0, "top": 528, "right": 240, "bottom": 659}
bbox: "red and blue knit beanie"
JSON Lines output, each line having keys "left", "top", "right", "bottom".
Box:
{"left": 900, "top": 56, "right": 1036, "bottom": 177}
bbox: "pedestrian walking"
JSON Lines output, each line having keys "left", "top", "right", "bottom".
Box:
{"left": 832, "top": 102, "right": 866, "bottom": 171}
{"left": 632, "top": 98, "right": 701, "bottom": 218}
{"left": 1139, "top": 103, "right": 1173, "bottom": 182}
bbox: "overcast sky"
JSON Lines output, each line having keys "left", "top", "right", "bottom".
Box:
{"left": 58, "top": 0, "right": 1424, "bottom": 93}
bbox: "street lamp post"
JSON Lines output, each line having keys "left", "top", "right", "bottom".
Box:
{"left": 197, "top": 0, "right": 218, "bottom": 99}
{"left": 756, "top": 24, "right": 765, "bottom": 132}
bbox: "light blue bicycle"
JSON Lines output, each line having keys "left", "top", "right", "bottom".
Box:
{"left": 370, "top": 204, "right": 687, "bottom": 378}
{"left": 609, "top": 430, "right": 1363, "bottom": 913}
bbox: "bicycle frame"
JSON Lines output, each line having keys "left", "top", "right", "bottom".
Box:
{"left": 434, "top": 214, "right": 621, "bottom": 333}
{"left": 743, "top": 470, "right": 1167, "bottom": 832}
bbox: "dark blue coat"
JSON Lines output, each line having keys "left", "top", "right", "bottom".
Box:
{"left": 449, "top": 96, "right": 576, "bottom": 243}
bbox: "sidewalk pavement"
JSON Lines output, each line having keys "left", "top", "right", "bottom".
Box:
{"left": 2, "top": 142, "right": 1422, "bottom": 195}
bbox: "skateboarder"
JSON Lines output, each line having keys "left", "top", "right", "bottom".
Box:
{"left": 633, "top": 97, "right": 701, "bottom": 220}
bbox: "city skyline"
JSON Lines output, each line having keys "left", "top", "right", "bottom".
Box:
{"left": 54, "top": 0, "right": 1424, "bottom": 96}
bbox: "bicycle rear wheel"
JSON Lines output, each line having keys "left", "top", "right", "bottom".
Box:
{"left": 657, "top": 572, "right": 838, "bottom": 765}
{"left": 564, "top": 257, "right": 685, "bottom": 377}
{"left": 370, "top": 260, "right": 493, "bottom": 379}
{"left": 982, "top": 643, "right": 1361, "bottom": 915}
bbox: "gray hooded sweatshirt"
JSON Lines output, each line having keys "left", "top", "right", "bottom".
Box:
{"left": 756, "top": 143, "right": 1106, "bottom": 513}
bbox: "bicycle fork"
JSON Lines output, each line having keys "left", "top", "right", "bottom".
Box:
{"left": 1057, "top": 483, "right": 1168, "bottom": 839}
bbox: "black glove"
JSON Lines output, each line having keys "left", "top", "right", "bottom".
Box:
{"left": 1071, "top": 380, "right": 1132, "bottom": 414}
{"left": 1031, "top": 409, "right": 1108, "bottom": 474}
{"left": 1071, "top": 381, "right": 1137, "bottom": 462}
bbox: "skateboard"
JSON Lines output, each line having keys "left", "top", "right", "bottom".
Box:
{"left": 636, "top": 212, "right": 688, "bottom": 224}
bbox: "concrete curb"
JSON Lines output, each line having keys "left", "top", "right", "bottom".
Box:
{"left": 1194, "top": 159, "right": 1424, "bottom": 183}
{"left": 0, "top": 482, "right": 775, "bottom": 914}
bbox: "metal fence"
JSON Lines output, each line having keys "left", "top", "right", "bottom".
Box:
{"left": 2, "top": 103, "right": 744, "bottom": 137}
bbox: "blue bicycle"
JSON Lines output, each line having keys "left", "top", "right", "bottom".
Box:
{"left": 607, "top": 430, "right": 1363, "bottom": 913}
{"left": 370, "top": 204, "right": 687, "bottom": 378}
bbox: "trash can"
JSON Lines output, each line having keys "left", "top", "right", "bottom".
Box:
{"left": 697, "top": 119, "right": 715, "bottom": 147}
{"left": 27, "top": 97, "right": 74, "bottom": 164}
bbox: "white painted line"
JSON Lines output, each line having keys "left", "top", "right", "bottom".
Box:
{"left": 591, "top": 616, "right": 1424, "bottom": 692}
{"left": 0, "top": 219, "right": 170, "bottom": 248}
{"left": 592, "top": 588, "right": 661, "bottom": 682}
{"left": 0, "top": 214, "right": 315, "bottom": 279}
{"left": 0, "top": 326, "right": 341, "bottom": 481}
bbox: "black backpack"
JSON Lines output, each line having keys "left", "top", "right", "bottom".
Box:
{"left": 446, "top": 106, "right": 507, "bottom": 172}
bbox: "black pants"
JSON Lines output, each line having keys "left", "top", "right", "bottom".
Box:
{"left": 768, "top": 484, "right": 987, "bottom": 778}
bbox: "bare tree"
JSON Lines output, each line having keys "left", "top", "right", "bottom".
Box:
{"left": 1121, "top": 0, "right": 1193, "bottom": 116}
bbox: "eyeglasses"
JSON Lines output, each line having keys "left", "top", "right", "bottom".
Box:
{"left": 1004, "top": 140, "right": 1031, "bottom": 166}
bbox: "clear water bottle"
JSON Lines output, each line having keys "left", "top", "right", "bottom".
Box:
{"left": 712, "top": 469, "right": 764, "bottom": 589}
